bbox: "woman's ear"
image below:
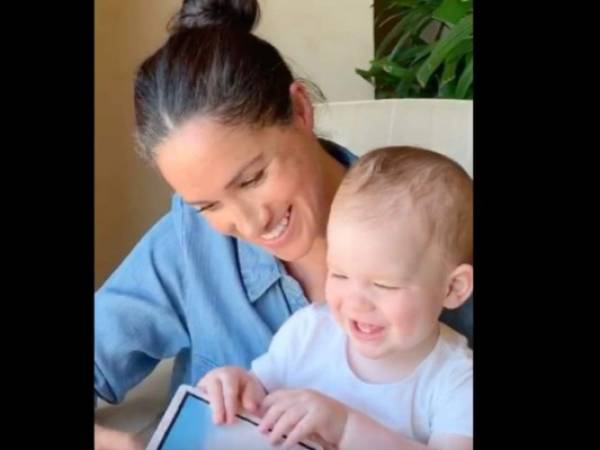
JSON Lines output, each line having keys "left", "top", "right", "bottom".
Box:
{"left": 443, "top": 264, "right": 474, "bottom": 309}
{"left": 289, "top": 80, "right": 314, "bottom": 131}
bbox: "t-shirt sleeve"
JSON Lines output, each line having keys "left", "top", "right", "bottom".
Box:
{"left": 430, "top": 360, "right": 473, "bottom": 438}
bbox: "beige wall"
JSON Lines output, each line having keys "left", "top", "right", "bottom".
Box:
{"left": 95, "top": 0, "right": 177, "bottom": 289}
{"left": 256, "top": 0, "right": 374, "bottom": 101}
{"left": 95, "top": 0, "right": 374, "bottom": 288}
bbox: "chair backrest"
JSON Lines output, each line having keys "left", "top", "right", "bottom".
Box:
{"left": 315, "top": 98, "right": 473, "bottom": 176}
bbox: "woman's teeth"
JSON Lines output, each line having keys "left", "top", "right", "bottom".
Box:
{"left": 261, "top": 209, "right": 290, "bottom": 240}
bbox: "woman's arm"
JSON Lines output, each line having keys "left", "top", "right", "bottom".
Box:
{"left": 95, "top": 211, "right": 190, "bottom": 404}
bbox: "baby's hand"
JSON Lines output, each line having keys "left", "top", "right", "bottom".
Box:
{"left": 196, "top": 366, "right": 266, "bottom": 425}
{"left": 258, "top": 389, "right": 348, "bottom": 449}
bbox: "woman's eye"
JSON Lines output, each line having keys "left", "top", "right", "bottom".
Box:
{"left": 240, "top": 169, "right": 266, "bottom": 188}
{"left": 196, "top": 203, "right": 216, "bottom": 213}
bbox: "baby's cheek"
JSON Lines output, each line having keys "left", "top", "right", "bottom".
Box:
{"left": 387, "top": 302, "right": 423, "bottom": 335}
{"left": 326, "top": 296, "right": 344, "bottom": 324}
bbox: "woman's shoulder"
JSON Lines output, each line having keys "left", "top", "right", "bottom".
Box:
{"left": 99, "top": 194, "right": 230, "bottom": 287}
{"left": 319, "top": 138, "right": 358, "bottom": 167}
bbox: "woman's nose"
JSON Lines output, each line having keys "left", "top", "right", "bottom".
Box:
{"left": 231, "top": 201, "right": 270, "bottom": 239}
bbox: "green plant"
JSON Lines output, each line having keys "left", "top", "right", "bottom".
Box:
{"left": 357, "top": 0, "right": 473, "bottom": 99}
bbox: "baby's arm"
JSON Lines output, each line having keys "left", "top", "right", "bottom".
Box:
{"left": 341, "top": 411, "right": 472, "bottom": 450}
{"left": 258, "top": 389, "right": 471, "bottom": 450}
{"left": 340, "top": 361, "right": 473, "bottom": 449}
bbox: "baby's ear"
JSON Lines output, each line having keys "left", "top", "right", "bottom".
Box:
{"left": 443, "top": 264, "right": 473, "bottom": 309}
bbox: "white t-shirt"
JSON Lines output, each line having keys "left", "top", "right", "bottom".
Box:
{"left": 251, "top": 303, "right": 472, "bottom": 443}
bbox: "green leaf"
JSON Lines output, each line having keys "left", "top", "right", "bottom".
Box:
{"left": 412, "top": 42, "right": 436, "bottom": 62}
{"left": 394, "top": 81, "right": 410, "bottom": 97}
{"left": 364, "top": 59, "right": 387, "bottom": 77}
{"left": 369, "top": 57, "right": 390, "bottom": 69}
{"left": 389, "top": 15, "right": 433, "bottom": 60}
{"left": 381, "top": 60, "right": 411, "bottom": 78}
{"left": 375, "top": 6, "right": 431, "bottom": 58}
{"left": 465, "top": 84, "right": 473, "bottom": 99}
{"left": 379, "top": 1, "right": 404, "bottom": 15}
{"left": 432, "top": 0, "right": 470, "bottom": 26}
{"left": 391, "top": 43, "right": 432, "bottom": 64}
{"left": 455, "top": 54, "right": 473, "bottom": 98}
{"left": 440, "top": 58, "right": 458, "bottom": 86}
{"left": 445, "top": 38, "right": 473, "bottom": 61}
{"left": 355, "top": 68, "right": 374, "bottom": 83}
{"left": 393, "top": 68, "right": 417, "bottom": 97}
{"left": 377, "top": 12, "right": 403, "bottom": 29}
{"left": 415, "top": 14, "right": 473, "bottom": 87}
{"left": 437, "top": 78, "right": 456, "bottom": 98}
{"left": 376, "top": 13, "right": 412, "bottom": 58}
{"left": 376, "top": 90, "right": 395, "bottom": 100}
{"left": 374, "top": 69, "right": 404, "bottom": 86}
{"left": 388, "top": 0, "right": 420, "bottom": 8}
{"left": 439, "top": 39, "right": 472, "bottom": 86}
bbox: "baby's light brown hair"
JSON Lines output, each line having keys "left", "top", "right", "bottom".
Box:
{"left": 333, "top": 146, "right": 473, "bottom": 265}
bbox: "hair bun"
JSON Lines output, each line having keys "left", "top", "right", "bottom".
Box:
{"left": 169, "top": 0, "right": 260, "bottom": 34}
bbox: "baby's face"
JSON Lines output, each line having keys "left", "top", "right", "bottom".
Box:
{"left": 325, "top": 207, "right": 450, "bottom": 362}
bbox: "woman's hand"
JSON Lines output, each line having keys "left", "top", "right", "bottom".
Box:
{"left": 94, "top": 424, "right": 144, "bottom": 450}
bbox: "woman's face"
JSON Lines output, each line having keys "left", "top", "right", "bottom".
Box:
{"left": 155, "top": 112, "right": 330, "bottom": 262}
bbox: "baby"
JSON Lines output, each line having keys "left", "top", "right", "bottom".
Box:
{"left": 198, "top": 146, "right": 473, "bottom": 450}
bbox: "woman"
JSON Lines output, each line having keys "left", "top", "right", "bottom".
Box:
{"left": 94, "top": 1, "right": 472, "bottom": 448}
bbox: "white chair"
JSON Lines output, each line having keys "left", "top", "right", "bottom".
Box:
{"left": 315, "top": 99, "right": 472, "bottom": 174}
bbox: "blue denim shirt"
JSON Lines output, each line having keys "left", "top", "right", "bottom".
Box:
{"left": 94, "top": 140, "right": 473, "bottom": 405}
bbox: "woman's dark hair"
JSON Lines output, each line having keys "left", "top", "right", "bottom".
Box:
{"left": 134, "top": 0, "right": 295, "bottom": 161}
